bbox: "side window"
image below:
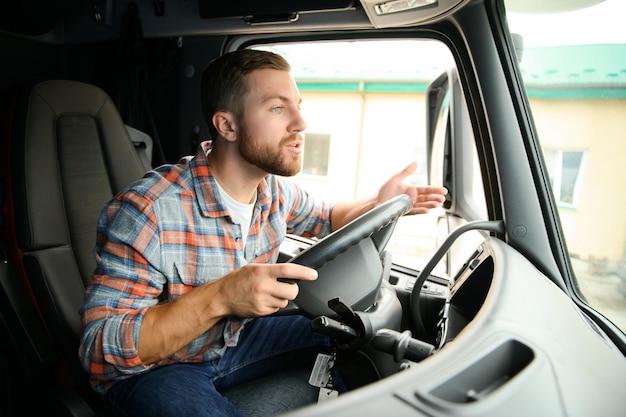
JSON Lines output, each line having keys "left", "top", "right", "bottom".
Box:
{"left": 302, "top": 133, "right": 331, "bottom": 177}
{"left": 543, "top": 149, "right": 587, "bottom": 207}
{"left": 506, "top": 0, "right": 626, "bottom": 332}
{"left": 257, "top": 40, "right": 485, "bottom": 279}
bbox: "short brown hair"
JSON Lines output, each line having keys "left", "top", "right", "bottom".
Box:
{"left": 201, "top": 49, "right": 291, "bottom": 139}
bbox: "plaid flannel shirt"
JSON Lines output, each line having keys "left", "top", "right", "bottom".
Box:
{"left": 78, "top": 141, "right": 333, "bottom": 394}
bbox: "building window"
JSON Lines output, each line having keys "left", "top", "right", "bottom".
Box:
{"left": 543, "top": 149, "right": 587, "bottom": 207}
{"left": 302, "top": 133, "right": 331, "bottom": 176}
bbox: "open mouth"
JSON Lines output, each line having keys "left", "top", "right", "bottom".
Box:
{"left": 287, "top": 141, "right": 303, "bottom": 154}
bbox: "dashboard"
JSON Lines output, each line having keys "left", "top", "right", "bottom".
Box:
{"left": 285, "top": 236, "right": 626, "bottom": 416}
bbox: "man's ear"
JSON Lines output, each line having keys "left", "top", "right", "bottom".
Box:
{"left": 212, "top": 112, "right": 237, "bottom": 142}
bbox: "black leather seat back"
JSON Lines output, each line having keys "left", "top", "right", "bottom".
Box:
{"left": 8, "top": 79, "right": 146, "bottom": 384}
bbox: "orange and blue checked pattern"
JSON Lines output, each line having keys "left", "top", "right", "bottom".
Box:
{"left": 78, "top": 141, "right": 333, "bottom": 394}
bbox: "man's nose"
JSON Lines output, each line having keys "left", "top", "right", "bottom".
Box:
{"left": 290, "top": 108, "right": 307, "bottom": 132}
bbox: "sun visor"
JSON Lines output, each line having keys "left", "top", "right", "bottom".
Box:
{"left": 199, "top": 0, "right": 356, "bottom": 20}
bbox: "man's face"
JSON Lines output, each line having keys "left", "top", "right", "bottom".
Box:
{"left": 237, "top": 68, "right": 307, "bottom": 177}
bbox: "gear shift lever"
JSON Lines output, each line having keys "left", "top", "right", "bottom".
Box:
{"left": 310, "top": 297, "right": 374, "bottom": 349}
{"left": 371, "top": 328, "right": 434, "bottom": 362}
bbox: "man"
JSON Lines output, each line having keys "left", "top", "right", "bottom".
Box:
{"left": 79, "top": 48, "right": 447, "bottom": 417}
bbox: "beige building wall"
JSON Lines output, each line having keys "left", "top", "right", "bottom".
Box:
{"left": 531, "top": 98, "right": 626, "bottom": 262}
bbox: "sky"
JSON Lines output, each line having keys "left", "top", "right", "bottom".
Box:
{"left": 506, "top": 0, "right": 626, "bottom": 47}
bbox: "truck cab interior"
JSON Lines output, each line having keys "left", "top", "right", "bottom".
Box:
{"left": 1, "top": 1, "right": 625, "bottom": 416}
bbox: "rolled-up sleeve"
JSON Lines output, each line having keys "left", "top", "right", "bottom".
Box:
{"left": 277, "top": 178, "right": 334, "bottom": 239}
{"left": 79, "top": 189, "right": 163, "bottom": 394}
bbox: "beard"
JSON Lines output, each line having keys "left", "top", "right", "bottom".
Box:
{"left": 238, "top": 123, "right": 302, "bottom": 177}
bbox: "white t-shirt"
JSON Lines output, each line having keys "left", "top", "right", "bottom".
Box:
{"left": 214, "top": 180, "right": 255, "bottom": 248}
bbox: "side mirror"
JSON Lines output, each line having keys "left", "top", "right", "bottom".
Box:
{"left": 425, "top": 68, "right": 486, "bottom": 222}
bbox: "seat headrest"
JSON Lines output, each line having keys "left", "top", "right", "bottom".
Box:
{"left": 11, "top": 80, "right": 146, "bottom": 254}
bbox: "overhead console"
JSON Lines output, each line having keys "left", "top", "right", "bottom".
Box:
{"left": 359, "top": 0, "right": 471, "bottom": 28}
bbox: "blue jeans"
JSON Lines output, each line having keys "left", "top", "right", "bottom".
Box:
{"left": 104, "top": 315, "right": 332, "bottom": 417}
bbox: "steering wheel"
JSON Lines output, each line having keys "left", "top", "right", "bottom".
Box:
{"left": 409, "top": 220, "right": 504, "bottom": 341}
{"left": 280, "top": 194, "right": 413, "bottom": 318}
